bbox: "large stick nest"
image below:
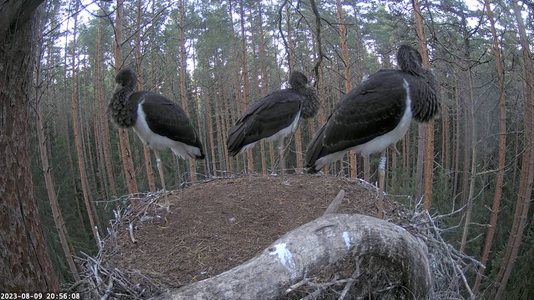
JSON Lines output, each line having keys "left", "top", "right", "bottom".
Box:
{"left": 72, "top": 175, "right": 480, "bottom": 299}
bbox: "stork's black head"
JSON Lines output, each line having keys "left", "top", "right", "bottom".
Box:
{"left": 289, "top": 71, "right": 308, "bottom": 90}
{"left": 115, "top": 67, "right": 137, "bottom": 92}
{"left": 288, "top": 71, "right": 320, "bottom": 119}
{"left": 397, "top": 45, "right": 423, "bottom": 74}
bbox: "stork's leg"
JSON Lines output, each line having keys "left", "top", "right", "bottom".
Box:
{"left": 279, "top": 138, "right": 286, "bottom": 183}
{"left": 378, "top": 151, "right": 387, "bottom": 219}
{"left": 154, "top": 150, "right": 170, "bottom": 212}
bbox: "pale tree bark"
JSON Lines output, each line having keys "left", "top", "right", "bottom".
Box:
{"left": 70, "top": 0, "right": 99, "bottom": 244}
{"left": 206, "top": 86, "right": 216, "bottom": 175}
{"left": 453, "top": 82, "right": 461, "bottom": 204}
{"left": 309, "top": 0, "right": 327, "bottom": 174}
{"left": 61, "top": 9, "right": 85, "bottom": 229}
{"left": 193, "top": 54, "right": 208, "bottom": 178}
{"left": 461, "top": 92, "right": 471, "bottom": 205}
{"left": 115, "top": 0, "right": 139, "bottom": 197}
{"left": 336, "top": 0, "right": 356, "bottom": 178}
{"left": 441, "top": 86, "right": 450, "bottom": 172}
{"left": 238, "top": 0, "right": 253, "bottom": 173}
{"left": 350, "top": 11, "right": 364, "bottom": 178}
{"left": 412, "top": 0, "right": 435, "bottom": 210}
{"left": 228, "top": 0, "right": 243, "bottom": 173}
{"left": 319, "top": 65, "right": 328, "bottom": 175}
{"left": 257, "top": 0, "right": 269, "bottom": 175}
{"left": 93, "top": 95, "right": 108, "bottom": 199}
{"left": 284, "top": 4, "right": 303, "bottom": 173}
{"left": 81, "top": 67, "right": 98, "bottom": 203}
{"left": 90, "top": 54, "right": 107, "bottom": 200}
{"left": 157, "top": 214, "right": 431, "bottom": 300}
{"left": 222, "top": 79, "right": 233, "bottom": 173}
{"left": 459, "top": 68, "right": 477, "bottom": 253}
{"left": 178, "top": 0, "right": 197, "bottom": 182}
{"left": 35, "top": 45, "right": 80, "bottom": 281}
{"left": 0, "top": 0, "right": 60, "bottom": 292}
{"left": 493, "top": 1, "right": 534, "bottom": 298}
{"left": 473, "top": 0, "right": 506, "bottom": 292}
{"left": 221, "top": 84, "right": 231, "bottom": 173}
{"left": 248, "top": 25, "right": 267, "bottom": 176}
{"left": 136, "top": 0, "right": 156, "bottom": 191}
{"left": 96, "top": 16, "right": 118, "bottom": 203}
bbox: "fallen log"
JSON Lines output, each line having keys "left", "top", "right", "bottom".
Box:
{"left": 152, "top": 213, "right": 431, "bottom": 300}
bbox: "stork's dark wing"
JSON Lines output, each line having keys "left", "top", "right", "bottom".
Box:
{"left": 306, "top": 71, "right": 407, "bottom": 166}
{"left": 227, "top": 89, "right": 303, "bottom": 156}
{"left": 134, "top": 92, "right": 202, "bottom": 148}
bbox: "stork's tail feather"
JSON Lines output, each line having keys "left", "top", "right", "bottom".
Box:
{"left": 192, "top": 130, "right": 206, "bottom": 160}
{"left": 227, "top": 122, "right": 246, "bottom": 157}
{"left": 194, "top": 146, "right": 206, "bottom": 160}
{"left": 305, "top": 123, "right": 327, "bottom": 174}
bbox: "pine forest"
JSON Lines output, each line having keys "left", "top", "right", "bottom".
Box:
{"left": 1, "top": 0, "right": 534, "bottom": 299}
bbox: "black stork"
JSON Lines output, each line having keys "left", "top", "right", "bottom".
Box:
{"left": 306, "top": 45, "right": 439, "bottom": 213}
{"left": 109, "top": 67, "right": 205, "bottom": 211}
{"left": 227, "top": 71, "right": 320, "bottom": 181}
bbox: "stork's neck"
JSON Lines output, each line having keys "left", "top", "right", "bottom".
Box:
{"left": 299, "top": 86, "right": 320, "bottom": 119}
{"left": 409, "top": 68, "right": 440, "bottom": 123}
{"left": 400, "top": 62, "right": 425, "bottom": 77}
{"left": 109, "top": 86, "right": 137, "bottom": 128}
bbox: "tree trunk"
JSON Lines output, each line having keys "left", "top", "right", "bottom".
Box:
{"left": 227, "top": 0, "right": 243, "bottom": 173}
{"left": 237, "top": 0, "right": 253, "bottom": 173}
{"left": 136, "top": 0, "right": 156, "bottom": 191}
{"left": 157, "top": 214, "right": 431, "bottom": 300}
{"left": 459, "top": 68, "right": 477, "bottom": 253}
{"left": 97, "top": 16, "right": 118, "bottom": 202}
{"left": 493, "top": 1, "right": 534, "bottom": 298}
{"left": 319, "top": 65, "right": 328, "bottom": 175}
{"left": 70, "top": 0, "right": 99, "bottom": 244}
{"left": 178, "top": 0, "right": 197, "bottom": 182}
{"left": 282, "top": 4, "right": 302, "bottom": 173}
{"left": 412, "top": 0, "right": 434, "bottom": 210}
{"left": 453, "top": 83, "right": 461, "bottom": 206}
{"left": 363, "top": 156, "right": 370, "bottom": 181}
{"left": 94, "top": 97, "right": 108, "bottom": 200}
{"left": 115, "top": 0, "right": 139, "bottom": 197}
{"left": 441, "top": 86, "right": 450, "bottom": 171}
{"left": 35, "top": 52, "right": 81, "bottom": 282}
{"left": 222, "top": 86, "right": 232, "bottom": 173}
{"left": 336, "top": 0, "right": 356, "bottom": 178}
{"left": 81, "top": 68, "right": 99, "bottom": 209}
{"left": 206, "top": 86, "right": 217, "bottom": 176}
{"left": 62, "top": 16, "right": 85, "bottom": 230}
{"left": 0, "top": 0, "right": 60, "bottom": 292}
{"left": 257, "top": 0, "right": 268, "bottom": 175}
{"left": 473, "top": 0, "right": 506, "bottom": 291}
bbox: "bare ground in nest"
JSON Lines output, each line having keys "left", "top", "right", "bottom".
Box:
{"left": 101, "top": 174, "right": 410, "bottom": 298}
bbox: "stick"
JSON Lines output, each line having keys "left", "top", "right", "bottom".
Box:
{"left": 323, "top": 189, "right": 345, "bottom": 215}
{"left": 378, "top": 154, "right": 386, "bottom": 219}
{"left": 128, "top": 222, "right": 137, "bottom": 243}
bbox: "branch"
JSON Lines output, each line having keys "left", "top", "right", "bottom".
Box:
{"left": 309, "top": 0, "right": 324, "bottom": 84}
{"left": 155, "top": 214, "right": 432, "bottom": 300}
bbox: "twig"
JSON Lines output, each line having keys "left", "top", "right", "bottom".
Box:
{"left": 128, "top": 222, "right": 137, "bottom": 243}
{"left": 100, "top": 276, "right": 114, "bottom": 300}
{"left": 285, "top": 279, "right": 307, "bottom": 293}
{"left": 338, "top": 269, "right": 358, "bottom": 300}
{"left": 301, "top": 288, "right": 323, "bottom": 300}
{"left": 456, "top": 264, "right": 475, "bottom": 298}
{"left": 433, "top": 203, "right": 468, "bottom": 221}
